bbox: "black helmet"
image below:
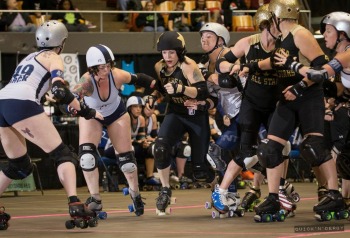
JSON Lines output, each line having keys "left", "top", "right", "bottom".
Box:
{"left": 157, "top": 32, "right": 187, "bottom": 61}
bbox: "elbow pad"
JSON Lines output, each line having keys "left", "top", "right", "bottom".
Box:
{"left": 129, "top": 73, "right": 156, "bottom": 89}
{"left": 215, "top": 57, "right": 227, "bottom": 73}
{"left": 51, "top": 80, "right": 75, "bottom": 105}
{"left": 327, "top": 58, "right": 343, "bottom": 74}
{"left": 215, "top": 51, "right": 238, "bottom": 73}
{"left": 192, "top": 81, "right": 209, "bottom": 100}
{"left": 310, "top": 55, "right": 329, "bottom": 67}
{"left": 218, "top": 73, "right": 241, "bottom": 89}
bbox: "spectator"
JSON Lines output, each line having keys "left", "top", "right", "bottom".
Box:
{"left": 1, "top": 0, "right": 36, "bottom": 32}
{"left": 136, "top": 1, "right": 165, "bottom": 32}
{"left": 51, "top": 0, "right": 89, "bottom": 32}
{"left": 168, "top": 1, "right": 190, "bottom": 32}
{"left": 222, "top": 0, "right": 247, "bottom": 31}
{"left": 118, "top": 0, "right": 143, "bottom": 22}
{"left": 190, "top": 0, "right": 208, "bottom": 32}
{"left": 250, "top": 0, "right": 271, "bottom": 10}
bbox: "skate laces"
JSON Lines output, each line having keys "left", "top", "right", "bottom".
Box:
{"left": 134, "top": 195, "right": 146, "bottom": 207}
{"left": 213, "top": 185, "right": 229, "bottom": 205}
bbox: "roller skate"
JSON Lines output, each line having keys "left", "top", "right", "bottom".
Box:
{"left": 156, "top": 187, "right": 176, "bottom": 216}
{"left": 313, "top": 190, "right": 349, "bottom": 221}
{"left": 279, "top": 189, "right": 297, "bottom": 218}
{"left": 66, "top": 201, "right": 98, "bottom": 229}
{"left": 207, "top": 143, "right": 227, "bottom": 171}
{"left": 0, "top": 206, "right": 10, "bottom": 230}
{"left": 317, "top": 186, "right": 328, "bottom": 202}
{"left": 179, "top": 175, "right": 193, "bottom": 189}
{"left": 241, "top": 186, "right": 261, "bottom": 212}
{"left": 205, "top": 185, "right": 229, "bottom": 215}
{"left": 143, "top": 176, "right": 161, "bottom": 191}
{"left": 254, "top": 195, "right": 285, "bottom": 222}
{"left": 283, "top": 181, "right": 300, "bottom": 203}
{"left": 85, "top": 197, "right": 107, "bottom": 220}
{"left": 122, "top": 188, "right": 145, "bottom": 216}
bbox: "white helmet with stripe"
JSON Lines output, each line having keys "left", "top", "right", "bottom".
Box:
{"left": 86, "top": 44, "right": 115, "bottom": 67}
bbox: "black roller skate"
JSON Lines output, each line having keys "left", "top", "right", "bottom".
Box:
{"left": 66, "top": 201, "right": 98, "bottom": 229}
{"left": 156, "top": 187, "right": 175, "bottom": 216}
{"left": 317, "top": 186, "right": 328, "bottom": 202}
{"left": 241, "top": 186, "right": 261, "bottom": 212}
{"left": 283, "top": 181, "right": 300, "bottom": 203}
{"left": 279, "top": 189, "right": 297, "bottom": 218}
{"left": 85, "top": 197, "right": 107, "bottom": 220}
{"left": 179, "top": 176, "right": 193, "bottom": 189}
{"left": 313, "top": 190, "right": 349, "bottom": 221}
{"left": 0, "top": 206, "right": 10, "bottom": 230}
{"left": 207, "top": 143, "right": 227, "bottom": 171}
{"left": 254, "top": 195, "right": 285, "bottom": 222}
{"left": 122, "top": 188, "right": 145, "bottom": 216}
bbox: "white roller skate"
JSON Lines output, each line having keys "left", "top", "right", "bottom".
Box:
{"left": 283, "top": 181, "right": 300, "bottom": 203}
{"left": 279, "top": 190, "right": 297, "bottom": 218}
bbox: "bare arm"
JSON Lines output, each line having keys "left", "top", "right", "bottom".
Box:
{"left": 72, "top": 73, "right": 94, "bottom": 98}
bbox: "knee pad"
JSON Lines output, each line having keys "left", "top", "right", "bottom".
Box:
{"left": 299, "top": 135, "right": 332, "bottom": 167}
{"left": 79, "top": 143, "right": 99, "bottom": 171}
{"left": 233, "top": 144, "right": 256, "bottom": 168}
{"left": 146, "top": 142, "right": 155, "bottom": 158}
{"left": 154, "top": 138, "right": 171, "bottom": 169}
{"left": 49, "top": 143, "right": 78, "bottom": 168}
{"left": 175, "top": 141, "right": 191, "bottom": 158}
{"left": 257, "top": 139, "right": 285, "bottom": 169}
{"left": 117, "top": 151, "right": 137, "bottom": 173}
{"left": 2, "top": 154, "right": 33, "bottom": 180}
{"left": 336, "top": 151, "right": 350, "bottom": 180}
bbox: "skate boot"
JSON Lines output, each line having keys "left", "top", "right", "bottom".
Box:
{"left": 227, "top": 192, "right": 245, "bottom": 217}
{"left": 317, "top": 186, "right": 328, "bottom": 202}
{"left": 254, "top": 195, "right": 285, "bottom": 222}
{"left": 279, "top": 189, "right": 297, "bottom": 218}
{"left": 207, "top": 143, "right": 227, "bottom": 171}
{"left": 129, "top": 194, "right": 145, "bottom": 216}
{"left": 179, "top": 175, "right": 192, "bottom": 189}
{"left": 313, "top": 190, "right": 349, "bottom": 221}
{"left": 143, "top": 176, "right": 161, "bottom": 191}
{"left": 156, "top": 187, "right": 174, "bottom": 215}
{"left": 0, "top": 206, "right": 10, "bottom": 230}
{"left": 241, "top": 186, "right": 261, "bottom": 212}
{"left": 283, "top": 181, "right": 300, "bottom": 203}
{"left": 211, "top": 184, "right": 229, "bottom": 213}
{"left": 85, "top": 196, "right": 107, "bottom": 220}
{"left": 66, "top": 201, "right": 98, "bottom": 229}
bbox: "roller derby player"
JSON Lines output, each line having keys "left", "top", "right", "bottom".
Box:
{"left": 240, "top": 0, "right": 345, "bottom": 222}
{"left": 275, "top": 11, "right": 350, "bottom": 221}
{"left": 150, "top": 31, "right": 210, "bottom": 215}
{"left": 72, "top": 44, "right": 156, "bottom": 217}
{"left": 0, "top": 20, "right": 104, "bottom": 229}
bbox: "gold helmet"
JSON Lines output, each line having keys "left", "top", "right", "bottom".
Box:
{"left": 269, "top": 0, "right": 300, "bottom": 20}
{"left": 253, "top": 4, "right": 272, "bottom": 29}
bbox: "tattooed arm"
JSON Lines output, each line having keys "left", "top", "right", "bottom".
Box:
{"left": 181, "top": 57, "right": 207, "bottom": 99}
{"left": 72, "top": 72, "right": 94, "bottom": 98}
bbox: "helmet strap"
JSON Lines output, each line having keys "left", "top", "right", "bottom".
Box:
{"left": 207, "top": 37, "right": 221, "bottom": 55}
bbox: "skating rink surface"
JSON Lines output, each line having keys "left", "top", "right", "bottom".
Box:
{"left": 1, "top": 182, "right": 349, "bottom": 238}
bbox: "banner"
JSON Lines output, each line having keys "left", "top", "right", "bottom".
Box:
{"left": 5, "top": 173, "right": 36, "bottom": 192}
{"left": 60, "top": 53, "right": 80, "bottom": 90}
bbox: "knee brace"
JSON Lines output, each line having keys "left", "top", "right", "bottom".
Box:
{"left": 154, "top": 138, "right": 171, "bottom": 169}
{"left": 175, "top": 141, "right": 191, "bottom": 158}
{"left": 2, "top": 154, "right": 33, "bottom": 180}
{"left": 117, "top": 151, "right": 137, "bottom": 173}
{"left": 299, "top": 135, "right": 332, "bottom": 167}
{"left": 257, "top": 139, "right": 285, "bottom": 169}
{"left": 79, "top": 143, "right": 99, "bottom": 171}
{"left": 337, "top": 151, "right": 350, "bottom": 180}
{"left": 49, "top": 143, "right": 78, "bottom": 168}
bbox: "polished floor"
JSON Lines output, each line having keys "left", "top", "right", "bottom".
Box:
{"left": 1, "top": 182, "right": 349, "bottom": 238}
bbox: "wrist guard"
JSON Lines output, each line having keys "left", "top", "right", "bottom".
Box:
{"left": 306, "top": 67, "right": 328, "bottom": 84}
{"left": 51, "top": 80, "right": 75, "bottom": 105}
{"left": 288, "top": 80, "right": 308, "bottom": 97}
{"left": 77, "top": 101, "right": 96, "bottom": 120}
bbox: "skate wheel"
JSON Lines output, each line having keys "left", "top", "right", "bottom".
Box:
{"left": 205, "top": 202, "right": 212, "bottom": 209}
{"left": 219, "top": 213, "right": 228, "bottom": 219}
{"left": 122, "top": 187, "right": 129, "bottom": 196}
{"left": 180, "top": 183, "right": 188, "bottom": 189}
{"left": 228, "top": 210, "right": 235, "bottom": 217}
{"left": 174, "top": 184, "right": 180, "bottom": 190}
{"left": 254, "top": 214, "right": 262, "bottom": 222}
{"left": 65, "top": 220, "right": 75, "bottom": 229}
{"left": 171, "top": 197, "right": 176, "bottom": 204}
{"left": 97, "top": 211, "right": 107, "bottom": 220}
{"left": 276, "top": 212, "right": 285, "bottom": 222}
{"left": 314, "top": 214, "right": 322, "bottom": 221}
{"left": 88, "top": 218, "right": 98, "bottom": 227}
{"left": 339, "top": 210, "right": 349, "bottom": 219}
{"left": 291, "top": 193, "right": 300, "bottom": 203}
{"left": 322, "top": 212, "right": 332, "bottom": 221}
{"left": 236, "top": 209, "right": 245, "bottom": 217}
{"left": 0, "top": 223, "right": 9, "bottom": 230}
{"left": 212, "top": 210, "right": 219, "bottom": 219}
{"left": 128, "top": 204, "right": 135, "bottom": 213}
{"left": 262, "top": 214, "right": 272, "bottom": 222}
{"left": 156, "top": 209, "right": 167, "bottom": 216}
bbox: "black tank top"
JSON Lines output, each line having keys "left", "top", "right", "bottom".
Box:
{"left": 244, "top": 34, "right": 279, "bottom": 111}
{"left": 159, "top": 62, "right": 204, "bottom": 115}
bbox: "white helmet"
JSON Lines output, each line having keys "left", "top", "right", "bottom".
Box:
{"left": 126, "top": 96, "right": 145, "bottom": 109}
{"left": 199, "top": 23, "right": 230, "bottom": 46}
{"left": 320, "top": 12, "right": 350, "bottom": 38}
{"left": 86, "top": 44, "right": 115, "bottom": 67}
{"left": 36, "top": 20, "right": 68, "bottom": 48}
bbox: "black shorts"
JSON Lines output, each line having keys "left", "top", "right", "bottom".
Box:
{"left": 0, "top": 99, "right": 44, "bottom": 127}
{"left": 94, "top": 102, "right": 127, "bottom": 127}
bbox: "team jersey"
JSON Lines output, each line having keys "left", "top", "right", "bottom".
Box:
{"left": 244, "top": 33, "right": 279, "bottom": 111}
{"left": 131, "top": 117, "right": 141, "bottom": 140}
{"left": 83, "top": 71, "right": 122, "bottom": 117}
{"left": 157, "top": 61, "right": 205, "bottom": 116}
{"left": 0, "top": 50, "right": 51, "bottom": 104}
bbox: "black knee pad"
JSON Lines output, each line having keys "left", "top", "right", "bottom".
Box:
{"left": 145, "top": 142, "right": 155, "bottom": 158}
{"left": 337, "top": 150, "right": 350, "bottom": 180}
{"left": 154, "top": 138, "right": 171, "bottom": 169}
{"left": 257, "top": 139, "right": 284, "bottom": 169}
{"left": 49, "top": 143, "right": 78, "bottom": 168}
{"left": 79, "top": 143, "right": 99, "bottom": 171}
{"left": 299, "top": 135, "right": 332, "bottom": 167}
{"left": 2, "top": 154, "right": 33, "bottom": 180}
{"left": 175, "top": 141, "right": 191, "bottom": 158}
{"left": 233, "top": 144, "right": 257, "bottom": 168}
{"left": 117, "top": 151, "right": 137, "bottom": 173}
